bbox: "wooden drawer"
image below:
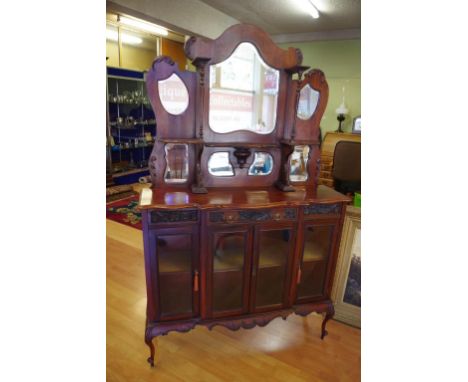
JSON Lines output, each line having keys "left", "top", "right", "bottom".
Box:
{"left": 208, "top": 207, "right": 297, "bottom": 224}
{"left": 150, "top": 209, "right": 198, "bottom": 224}
{"left": 303, "top": 203, "right": 341, "bottom": 218}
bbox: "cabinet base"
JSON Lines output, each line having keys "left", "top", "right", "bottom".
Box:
{"left": 144, "top": 300, "right": 334, "bottom": 366}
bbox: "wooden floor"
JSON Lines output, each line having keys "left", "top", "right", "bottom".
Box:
{"left": 107, "top": 219, "right": 361, "bottom": 382}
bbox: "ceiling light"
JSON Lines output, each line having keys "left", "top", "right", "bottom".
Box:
{"left": 119, "top": 16, "right": 168, "bottom": 36}
{"left": 106, "top": 29, "right": 142, "bottom": 45}
{"left": 305, "top": 1, "right": 320, "bottom": 19}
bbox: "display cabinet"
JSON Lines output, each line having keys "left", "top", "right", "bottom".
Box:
{"left": 138, "top": 24, "right": 350, "bottom": 367}
{"left": 106, "top": 67, "right": 157, "bottom": 185}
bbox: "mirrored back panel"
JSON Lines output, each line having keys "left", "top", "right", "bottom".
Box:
{"left": 248, "top": 152, "right": 273, "bottom": 176}
{"left": 208, "top": 152, "right": 234, "bottom": 177}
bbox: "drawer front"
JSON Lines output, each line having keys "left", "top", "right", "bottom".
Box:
{"left": 209, "top": 208, "right": 297, "bottom": 224}
{"left": 150, "top": 209, "right": 198, "bottom": 224}
{"left": 303, "top": 203, "right": 341, "bottom": 218}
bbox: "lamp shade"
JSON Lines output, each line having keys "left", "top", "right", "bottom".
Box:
{"left": 335, "top": 102, "right": 349, "bottom": 115}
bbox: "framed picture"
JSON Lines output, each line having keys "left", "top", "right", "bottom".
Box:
{"left": 352, "top": 115, "right": 361, "bottom": 134}
{"left": 331, "top": 205, "right": 361, "bottom": 327}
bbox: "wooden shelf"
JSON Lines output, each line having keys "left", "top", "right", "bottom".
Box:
{"left": 213, "top": 249, "right": 244, "bottom": 271}
{"left": 157, "top": 138, "right": 203, "bottom": 144}
{"left": 205, "top": 142, "right": 279, "bottom": 148}
{"left": 303, "top": 241, "right": 327, "bottom": 262}
{"left": 258, "top": 235, "right": 289, "bottom": 268}
{"left": 112, "top": 167, "right": 149, "bottom": 178}
{"left": 286, "top": 65, "right": 310, "bottom": 74}
{"left": 280, "top": 139, "right": 320, "bottom": 146}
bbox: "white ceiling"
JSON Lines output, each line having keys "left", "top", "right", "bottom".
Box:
{"left": 198, "top": 0, "right": 360, "bottom": 35}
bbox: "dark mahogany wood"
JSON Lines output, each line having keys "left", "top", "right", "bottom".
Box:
{"left": 139, "top": 24, "right": 348, "bottom": 367}
{"left": 275, "top": 142, "right": 296, "bottom": 191}
{"left": 284, "top": 69, "right": 329, "bottom": 143}
{"left": 146, "top": 56, "right": 197, "bottom": 140}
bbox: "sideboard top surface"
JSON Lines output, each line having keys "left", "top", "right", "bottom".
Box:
{"left": 138, "top": 185, "right": 350, "bottom": 210}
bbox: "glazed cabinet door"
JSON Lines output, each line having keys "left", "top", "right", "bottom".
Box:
{"left": 295, "top": 222, "right": 337, "bottom": 302}
{"left": 207, "top": 224, "right": 253, "bottom": 318}
{"left": 251, "top": 223, "right": 295, "bottom": 311}
{"left": 148, "top": 225, "right": 199, "bottom": 321}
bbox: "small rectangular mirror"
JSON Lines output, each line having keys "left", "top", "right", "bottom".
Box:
{"left": 164, "top": 143, "right": 189, "bottom": 183}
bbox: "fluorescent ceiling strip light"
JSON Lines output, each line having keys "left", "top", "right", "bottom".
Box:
{"left": 119, "top": 16, "right": 168, "bottom": 36}
{"left": 305, "top": 0, "right": 320, "bottom": 19}
{"left": 106, "top": 29, "right": 142, "bottom": 45}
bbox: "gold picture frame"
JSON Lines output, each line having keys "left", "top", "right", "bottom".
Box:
{"left": 331, "top": 205, "right": 361, "bottom": 327}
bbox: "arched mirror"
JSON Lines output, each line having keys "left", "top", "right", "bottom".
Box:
{"left": 289, "top": 145, "right": 310, "bottom": 182}
{"left": 297, "top": 84, "right": 319, "bottom": 120}
{"left": 209, "top": 42, "right": 279, "bottom": 134}
{"left": 248, "top": 152, "right": 273, "bottom": 176}
{"left": 208, "top": 152, "right": 234, "bottom": 176}
{"left": 158, "top": 73, "right": 189, "bottom": 115}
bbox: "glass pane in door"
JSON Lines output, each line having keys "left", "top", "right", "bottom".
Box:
{"left": 212, "top": 232, "right": 246, "bottom": 312}
{"left": 255, "top": 229, "right": 291, "bottom": 308}
{"left": 297, "top": 225, "right": 333, "bottom": 300}
{"left": 157, "top": 233, "right": 193, "bottom": 317}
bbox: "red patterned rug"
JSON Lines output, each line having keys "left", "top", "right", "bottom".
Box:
{"left": 106, "top": 194, "right": 142, "bottom": 230}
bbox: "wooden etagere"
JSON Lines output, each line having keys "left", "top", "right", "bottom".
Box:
{"left": 139, "top": 23, "right": 349, "bottom": 367}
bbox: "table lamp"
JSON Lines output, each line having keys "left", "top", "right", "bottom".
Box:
{"left": 335, "top": 84, "right": 349, "bottom": 133}
{"left": 335, "top": 102, "right": 349, "bottom": 133}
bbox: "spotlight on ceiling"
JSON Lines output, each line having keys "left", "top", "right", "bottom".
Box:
{"left": 298, "top": 0, "right": 320, "bottom": 19}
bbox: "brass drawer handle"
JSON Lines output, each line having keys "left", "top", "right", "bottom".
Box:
{"left": 225, "top": 214, "right": 235, "bottom": 222}
{"left": 273, "top": 212, "right": 282, "bottom": 221}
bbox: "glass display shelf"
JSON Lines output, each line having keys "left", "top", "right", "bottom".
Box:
{"left": 302, "top": 226, "right": 332, "bottom": 262}
{"left": 213, "top": 248, "right": 244, "bottom": 271}
{"left": 296, "top": 261, "right": 327, "bottom": 298}
{"left": 111, "top": 143, "right": 154, "bottom": 151}
{"left": 212, "top": 271, "right": 243, "bottom": 312}
{"left": 110, "top": 120, "right": 156, "bottom": 127}
{"left": 257, "top": 231, "right": 290, "bottom": 268}
{"left": 158, "top": 250, "right": 192, "bottom": 273}
{"left": 302, "top": 243, "right": 327, "bottom": 262}
{"left": 111, "top": 167, "right": 149, "bottom": 177}
{"left": 107, "top": 67, "right": 156, "bottom": 185}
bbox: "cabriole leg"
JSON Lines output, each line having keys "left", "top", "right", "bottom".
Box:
{"left": 321, "top": 304, "right": 335, "bottom": 340}
{"left": 145, "top": 335, "right": 156, "bottom": 367}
